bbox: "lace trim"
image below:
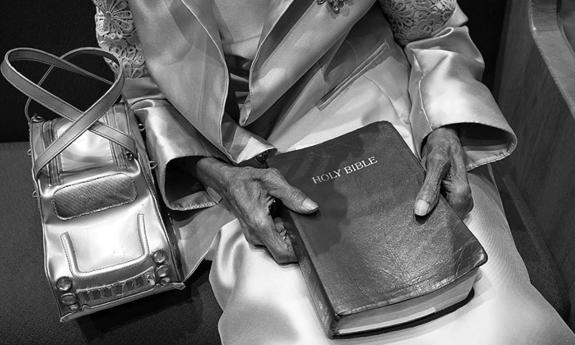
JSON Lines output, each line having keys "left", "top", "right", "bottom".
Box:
{"left": 93, "top": 0, "right": 148, "bottom": 78}
{"left": 380, "top": 0, "right": 457, "bottom": 45}
{"left": 91, "top": 0, "right": 455, "bottom": 76}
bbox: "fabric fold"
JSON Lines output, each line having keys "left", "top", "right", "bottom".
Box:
{"left": 403, "top": 24, "right": 516, "bottom": 169}
{"left": 123, "top": 77, "right": 224, "bottom": 211}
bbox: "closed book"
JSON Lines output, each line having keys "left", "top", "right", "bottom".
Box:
{"left": 267, "top": 121, "right": 487, "bottom": 337}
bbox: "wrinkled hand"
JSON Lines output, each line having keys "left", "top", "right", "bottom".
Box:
{"left": 195, "top": 157, "right": 318, "bottom": 264}
{"left": 414, "top": 126, "right": 473, "bottom": 218}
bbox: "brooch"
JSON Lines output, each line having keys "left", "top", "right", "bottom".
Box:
{"left": 316, "top": 0, "right": 348, "bottom": 14}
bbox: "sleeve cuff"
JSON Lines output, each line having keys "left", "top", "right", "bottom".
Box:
{"left": 127, "top": 81, "right": 227, "bottom": 211}
{"left": 405, "top": 25, "right": 517, "bottom": 170}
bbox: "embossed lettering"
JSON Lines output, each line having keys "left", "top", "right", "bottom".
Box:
{"left": 312, "top": 157, "right": 378, "bottom": 184}
{"left": 342, "top": 156, "right": 378, "bottom": 175}
{"left": 312, "top": 169, "right": 342, "bottom": 184}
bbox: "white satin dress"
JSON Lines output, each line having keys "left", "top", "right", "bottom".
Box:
{"left": 92, "top": 0, "right": 575, "bottom": 343}
{"left": 200, "top": 1, "right": 575, "bottom": 344}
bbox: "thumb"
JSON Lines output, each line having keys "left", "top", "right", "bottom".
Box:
{"left": 415, "top": 154, "right": 449, "bottom": 216}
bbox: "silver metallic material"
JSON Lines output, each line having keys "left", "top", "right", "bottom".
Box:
{"left": 76, "top": 268, "right": 161, "bottom": 308}
{"left": 53, "top": 173, "right": 137, "bottom": 220}
{"left": 56, "top": 277, "right": 73, "bottom": 292}
{"left": 28, "top": 103, "right": 185, "bottom": 322}
{"left": 153, "top": 250, "right": 167, "bottom": 265}
{"left": 61, "top": 293, "right": 77, "bottom": 305}
{"left": 156, "top": 265, "right": 169, "bottom": 278}
{"left": 2, "top": 47, "right": 187, "bottom": 323}
{"left": 31, "top": 114, "right": 44, "bottom": 123}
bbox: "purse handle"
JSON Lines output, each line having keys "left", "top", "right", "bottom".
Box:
{"left": 1, "top": 47, "right": 134, "bottom": 178}
{"left": 22, "top": 48, "right": 137, "bottom": 158}
{"left": 24, "top": 48, "right": 115, "bottom": 122}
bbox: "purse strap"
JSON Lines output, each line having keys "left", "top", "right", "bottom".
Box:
{"left": 22, "top": 49, "right": 136, "bottom": 154}
{"left": 24, "top": 48, "right": 115, "bottom": 122}
{"left": 1, "top": 47, "right": 134, "bottom": 178}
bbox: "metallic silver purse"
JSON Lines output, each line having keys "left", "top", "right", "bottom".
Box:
{"left": 1, "top": 48, "right": 185, "bottom": 321}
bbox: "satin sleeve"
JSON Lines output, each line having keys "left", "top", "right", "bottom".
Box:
{"left": 92, "top": 0, "right": 223, "bottom": 210}
{"left": 379, "top": 0, "right": 517, "bottom": 169}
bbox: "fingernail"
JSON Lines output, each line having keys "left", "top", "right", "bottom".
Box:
{"left": 414, "top": 200, "right": 429, "bottom": 216}
{"left": 302, "top": 199, "right": 319, "bottom": 211}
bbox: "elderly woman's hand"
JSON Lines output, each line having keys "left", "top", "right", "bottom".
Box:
{"left": 414, "top": 126, "right": 473, "bottom": 219}
{"left": 194, "top": 157, "right": 318, "bottom": 264}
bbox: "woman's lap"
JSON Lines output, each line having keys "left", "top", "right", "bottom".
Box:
{"left": 204, "top": 62, "right": 573, "bottom": 344}
{"left": 206, "top": 167, "right": 574, "bottom": 345}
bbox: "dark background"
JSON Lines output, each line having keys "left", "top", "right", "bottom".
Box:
{"left": 0, "top": 0, "right": 508, "bottom": 143}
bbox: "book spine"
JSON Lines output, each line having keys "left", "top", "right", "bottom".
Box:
{"left": 282, "top": 208, "right": 339, "bottom": 337}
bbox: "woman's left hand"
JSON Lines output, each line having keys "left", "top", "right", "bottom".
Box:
{"left": 414, "top": 126, "right": 473, "bottom": 218}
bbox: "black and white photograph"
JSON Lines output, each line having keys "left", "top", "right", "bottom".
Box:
{"left": 1, "top": 0, "right": 575, "bottom": 344}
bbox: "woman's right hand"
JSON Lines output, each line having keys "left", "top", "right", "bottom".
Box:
{"left": 194, "top": 157, "right": 319, "bottom": 264}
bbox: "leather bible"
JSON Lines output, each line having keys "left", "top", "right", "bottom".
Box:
{"left": 267, "top": 121, "right": 487, "bottom": 337}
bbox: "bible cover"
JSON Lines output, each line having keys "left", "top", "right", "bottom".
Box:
{"left": 267, "top": 121, "right": 487, "bottom": 337}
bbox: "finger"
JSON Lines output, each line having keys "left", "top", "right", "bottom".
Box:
{"left": 447, "top": 184, "right": 474, "bottom": 218}
{"left": 415, "top": 152, "right": 450, "bottom": 216}
{"left": 248, "top": 208, "right": 296, "bottom": 264}
{"left": 262, "top": 168, "right": 318, "bottom": 214}
{"left": 239, "top": 217, "right": 262, "bottom": 246}
{"left": 445, "top": 153, "right": 473, "bottom": 218}
{"left": 232, "top": 194, "right": 267, "bottom": 247}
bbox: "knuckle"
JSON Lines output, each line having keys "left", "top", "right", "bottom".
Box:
{"left": 267, "top": 167, "right": 281, "bottom": 177}
{"left": 285, "top": 188, "right": 303, "bottom": 202}
{"left": 450, "top": 187, "right": 473, "bottom": 212}
{"left": 422, "top": 177, "right": 440, "bottom": 196}
{"left": 239, "top": 167, "right": 259, "bottom": 181}
{"left": 242, "top": 228, "right": 259, "bottom": 245}
{"left": 236, "top": 166, "right": 253, "bottom": 178}
{"left": 455, "top": 198, "right": 474, "bottom": 218}
{"left": 437, "top": 151, "right": 450, "bottom": 164}
{"left": 273, "top": 251, "right": 292, "bottom": 264}
{"left": 255, "top": 212, "right": 276, "bottom": 231}
{"left": 268, "top": 241, "right": 295, "bottom": 264}
{"left": 251, "top": 217, "right": 269, "bottom": 232}
{"left": 425, "top": 169, "right": 441, "bottom": 183}
{"left": 427, "top": 153, "right": 447, "bottom": 170}
{"left": 259, "top": 169, "right": 272, "bottom": 182}
{"left": 452, "top": 183, "right": 470, "bottom": 197}
{"left": 451, "top": 141, "right": 463, "bottom": 155}
{"left": 263, "top": 168, "right": 283, "bottom": 183}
